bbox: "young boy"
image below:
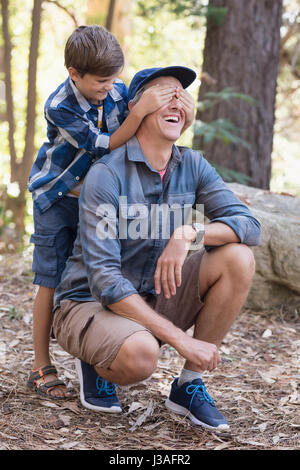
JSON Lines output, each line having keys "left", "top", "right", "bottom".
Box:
{"left": 27, "top": 25, "right": 195, "bottom": 410}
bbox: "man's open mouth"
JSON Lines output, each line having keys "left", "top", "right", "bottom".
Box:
{"left": 164, "top": 115, "right": 180, "bottom": 123}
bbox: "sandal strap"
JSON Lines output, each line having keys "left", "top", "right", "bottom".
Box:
{"left": 40, "top": 379, "right": 66, "bottom": 390}
{"left": 29, "top": 365, "right": 58, "bottom": 383}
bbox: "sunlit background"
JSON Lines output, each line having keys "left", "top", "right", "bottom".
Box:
{"left": 0, "top": 0, "right": 299, "bottom": 241}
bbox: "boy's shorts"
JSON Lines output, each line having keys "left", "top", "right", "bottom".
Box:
{"left": 30, "top": 196, "right": 79, "bottom": 288}
{"left": 52, "top": 248, "right": 205, "bottom": 369}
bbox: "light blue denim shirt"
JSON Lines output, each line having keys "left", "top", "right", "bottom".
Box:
{"left": 54, "top": 136, "right": 261, "bottom": 310}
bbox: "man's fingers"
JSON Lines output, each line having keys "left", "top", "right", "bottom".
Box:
{"left": 174, "top": 263, "right": 182, "bottom": 287}
{"left": 167, "top": 263, "right": 176, "bottom": 296}
{"left": 161, "top": 263, "right": 171, "bottom": 299}
{"left": 146, "top": 86, "right": 176, "bottom": 97}
{"left": 154, "top": 261, "right": 162, "bottom": 295}
{"left": 178, "top": 89, "right": 194, "bottom": 106}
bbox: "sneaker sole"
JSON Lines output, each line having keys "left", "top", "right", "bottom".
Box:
{"left": 75, "top": 359, "right": 122, "bottom": 413}
{"left": 165, "top": 398, "right": 230, "bottom": 431}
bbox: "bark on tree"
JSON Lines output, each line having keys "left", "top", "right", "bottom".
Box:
{"left": 106, "top": 0, "right": 116, "bottom": 31}
{"left": 1, "top": 0, "right": 18, "bottom": 179}
{"left": 1, "top": 0, "right": 43, "bottom": 236}
{"left": 193, "top": 0, "right": 283, "bottom": 189}
{"left": 22, "top": 0, "right": 43, "bottom": 194}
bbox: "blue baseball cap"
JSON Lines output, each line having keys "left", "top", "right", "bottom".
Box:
{"left": 128, "top": 66, "right": 197, "bottom": 101}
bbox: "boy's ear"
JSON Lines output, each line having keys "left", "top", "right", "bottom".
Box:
{"left": 68, "top": 67, "right": 81, "bottom": 81}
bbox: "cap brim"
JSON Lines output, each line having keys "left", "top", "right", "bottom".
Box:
{"left": 139, "top": 66, "right": 197, "bottom": 91}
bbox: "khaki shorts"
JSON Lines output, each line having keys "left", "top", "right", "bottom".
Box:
{"left": 52, "top": 248, "right": 205, "bottom": 369}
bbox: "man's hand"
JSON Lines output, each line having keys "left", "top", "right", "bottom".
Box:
{"left": 175, "top": 333, "right": 221, "bottom": 372}
{"left": 134, "top": 85, "right": 176, "bottom": 118}
{"left": 177, "top": 88, "right": 195, "bottom": 132}
{"left": 154, "top": 225, "right": 196, "bottom": 299}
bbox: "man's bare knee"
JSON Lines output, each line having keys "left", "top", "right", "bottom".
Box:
{"left": 108, "top": 331, "right": 160, "bottom": 385}
{"left": 223, "top": 243, "right": 256, "bottom": 284}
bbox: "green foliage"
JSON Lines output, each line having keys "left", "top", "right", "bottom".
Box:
{"left": 7, "top": 305, "right": 22, "bottom": 321}
{"left": 197, "top": 87, "right": 256, "bottom": 112}
{"left": 0, "top": 185, "right": 14, "bottom": 237}
{"left": 137, "top": 0, "right": 227, "bottom": 26}
{"left": 127, "top": 2, "right": 204, "bottom": 83}
{"left": 194, "top": 88, "right": 255, "bottom": 184}
{"left": 194, "top": 119, "right": 251, "bottom": 150}
{"left": 209, "top": 161, "right": 252, "bottom": 185}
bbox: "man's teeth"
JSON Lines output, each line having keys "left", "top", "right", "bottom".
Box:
{"left": 164, "top": 116, "right": 179, "bottom": 122}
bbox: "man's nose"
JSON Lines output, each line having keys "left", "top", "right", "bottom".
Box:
{"left": 169, "top": 95, "right": 182, "bottom": 109}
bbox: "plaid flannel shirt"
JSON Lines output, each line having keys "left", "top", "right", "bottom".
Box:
{"left": 28, "top": 77, "right": 128, "bottom": 213}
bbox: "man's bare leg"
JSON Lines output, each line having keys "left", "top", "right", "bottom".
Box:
{"left": 184, "top": 243, "right": 255, "bottom": 372}
{"left": 94, "top": 330, "right": 160, "bottom": 385}
{"left": 165, "top": 243, "right": 255, "bottom": 430}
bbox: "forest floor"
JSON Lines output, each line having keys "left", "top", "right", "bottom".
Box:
{"left": 0, "top": 248, "right": 299, "bottom": 451}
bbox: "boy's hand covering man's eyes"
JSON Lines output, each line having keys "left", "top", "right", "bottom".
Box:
{"left": 134, "top": 85, "right": 176, "bottom": 118}
{"left": 178, "top": 88, "right": 195, "bottom": 132}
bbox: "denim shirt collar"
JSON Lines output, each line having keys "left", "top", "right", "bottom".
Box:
{"left": 126, "top": 136, "right": 183, "bottom": 176}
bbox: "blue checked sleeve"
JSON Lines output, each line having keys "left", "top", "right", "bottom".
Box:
{"left": 46, "top": 106, "right": 111, "bottom": 158}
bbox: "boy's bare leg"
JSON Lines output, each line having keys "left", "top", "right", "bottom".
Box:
{"left": 32, "top": 286, "right": 71, "bottom": 398}
{"left": 185, "top": 243, "right": 255, "bottom": 372}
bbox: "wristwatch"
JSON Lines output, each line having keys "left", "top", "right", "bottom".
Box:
{"left": 191, "top": 222, "right": 205, "bottom": 245}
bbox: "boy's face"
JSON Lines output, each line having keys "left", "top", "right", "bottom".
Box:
{"left": 68, "top": 67, "right": 119, "bottom": 104}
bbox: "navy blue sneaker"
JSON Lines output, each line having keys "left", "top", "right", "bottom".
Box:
{"left": 75, "top": 359, "right": 122, "bottom": 413}
{"left": 165, "top": 378, "right": 229, "bottom": 430}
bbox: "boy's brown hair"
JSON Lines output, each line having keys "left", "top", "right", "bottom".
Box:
{"left": 64, "top": 25, "right": 124, "bottom": 77}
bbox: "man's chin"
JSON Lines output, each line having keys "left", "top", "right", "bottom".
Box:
{"left": 164, "top": 129, "right": 183, "bottom": 142}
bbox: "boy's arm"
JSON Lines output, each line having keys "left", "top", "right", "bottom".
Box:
{"left": 46, "top": 106, "right": 112, "bottom": 158}
{"left": 109, "top": 84, "right": 176, "bottom": 151}
{"left": 46, "top": 85, "right": 176, "bottom": 157}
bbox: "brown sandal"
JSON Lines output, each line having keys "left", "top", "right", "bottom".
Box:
{"left": 27, "top": 365, "right": 71, "bottom": 400}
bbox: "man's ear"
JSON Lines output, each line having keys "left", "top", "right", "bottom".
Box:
{"left": 128, "top": 100, "right": 134, "bottom": 111}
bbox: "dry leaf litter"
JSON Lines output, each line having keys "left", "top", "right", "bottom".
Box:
{"left": 0, "top": 248, "right": 299, "bottom": 450}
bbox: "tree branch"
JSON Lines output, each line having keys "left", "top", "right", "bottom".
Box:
{"left": 44, "top": 0, "right": 79, "bottom": 27}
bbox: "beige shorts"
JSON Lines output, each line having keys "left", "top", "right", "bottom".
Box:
{"left": 52, "top": 248, "right": 205, "bottom": 369}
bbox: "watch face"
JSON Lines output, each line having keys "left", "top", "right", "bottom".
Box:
{"left": 191, "top": 223, "right": 205, "bottom": 246}
{"left": 193, "top": 223, "right": 204, "bottom": 232}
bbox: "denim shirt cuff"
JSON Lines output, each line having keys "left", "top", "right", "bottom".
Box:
{"left": 99, "top": 282, "right": 138, "bottom": 308}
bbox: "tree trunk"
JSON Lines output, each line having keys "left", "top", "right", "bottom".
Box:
{"left": 106, "top": 0, "right": 116, "bottom": 31}
{"left": 1, "top": 0, "right": 43, "bottom": 236}
{"left": 1, "top": 0, "right": 18, "bottom": 180}
{"left": 21, "top": 0, "right": 43, "bottom": 195}
{"left": 193, "top": 0, "right": 283, "bottom": 189}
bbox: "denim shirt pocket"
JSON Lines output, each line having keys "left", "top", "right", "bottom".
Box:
{"left": 166, "top": 192, "right": 195, "bottom": 230}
